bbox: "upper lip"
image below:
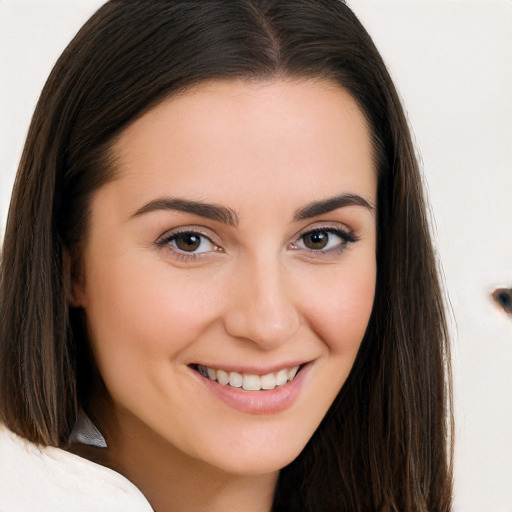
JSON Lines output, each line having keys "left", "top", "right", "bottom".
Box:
{"left": 189, "top": 361, "right": 310, "bottom": 375}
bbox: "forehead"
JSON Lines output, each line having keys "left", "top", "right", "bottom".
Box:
{"left": 108, "top": 78, "right": 376, "bottom": 216}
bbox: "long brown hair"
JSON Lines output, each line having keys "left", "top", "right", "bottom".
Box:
{"left": 0, "top": 1, "right": 453, "bottom": 510}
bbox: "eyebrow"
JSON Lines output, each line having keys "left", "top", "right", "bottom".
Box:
{"left": 132, "top": 193, "right": 375, "bottom": 225}
{"left": 133, "top": 198, "right": 239, "bottom": 226}
{"left": 293, "top": 193, "right": 375, "bottom": 220}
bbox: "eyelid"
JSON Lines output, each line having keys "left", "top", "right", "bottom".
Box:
{"left": 156, "top": 226, "right": 216, "bottom": 243}
{"left": 295, "top": 221, "right": 355, "bottom": 239}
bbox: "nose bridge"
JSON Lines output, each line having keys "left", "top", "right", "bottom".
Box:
{"left": 223, "top": 252, "right": 300, "bottom": 348}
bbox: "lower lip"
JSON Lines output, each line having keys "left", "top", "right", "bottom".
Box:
{"left": 192, "top": 364, "right": 310, "bottom": 415}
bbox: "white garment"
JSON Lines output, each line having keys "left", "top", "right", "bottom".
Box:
{"left": 0, "top": 424, "right": 153, "bottom": 512}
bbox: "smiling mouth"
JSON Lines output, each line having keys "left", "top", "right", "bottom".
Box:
{"left": 190, "top": 364, "right": 302, "bottom": 391}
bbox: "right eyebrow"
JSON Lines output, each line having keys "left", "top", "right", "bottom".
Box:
{"left": 132, "top": 197, "right": 239, "bottom": 226}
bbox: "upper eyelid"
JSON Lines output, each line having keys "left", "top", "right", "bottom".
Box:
{"left": 156, "top": 226, "right": 218, "bottom": 244}
{"left": 294, "top": 221, "right": 353, "bottom": 238}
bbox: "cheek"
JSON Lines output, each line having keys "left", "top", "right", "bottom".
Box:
{"left": 304, "top": 257, "right": 376, "bottom": 355}
{"left": 83, "top": 254, "right": 220, "bottom": 368}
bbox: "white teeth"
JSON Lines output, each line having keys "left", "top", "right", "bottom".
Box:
{"left": 276, "top": 369, "right": 288, "bottom": 386}
{"left": 288, "top": 366, "right": 299, "bottom": 380}
{"left": 242, "top": 374, "right": 262, "bottom": 391}
{"left": 260, "top": 372, "right": 276, "bottom": 390}
{"left": 216, "top": 369, "right": 229, "bottom": 386}
{"left": 228, "top": 371, "right": 243, "bottom": 388}
{"left": 197, "top": 364, "right": 302, "bottom": 391}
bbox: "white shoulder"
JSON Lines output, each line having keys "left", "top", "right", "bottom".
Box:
{"left": 0, "top": 424, "right": 153, "bottom": 512}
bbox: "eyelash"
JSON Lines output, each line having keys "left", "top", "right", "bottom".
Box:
{"left": 290, "top": 227, "right": 357, "bottom": 256}
{"left": 156, "top": 226, "right": 358, "bottom": 261}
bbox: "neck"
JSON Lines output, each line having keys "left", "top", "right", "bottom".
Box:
{"left": 92, "top": 399, "right": 278, "bottom": 512}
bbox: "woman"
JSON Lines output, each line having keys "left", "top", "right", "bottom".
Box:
{"left": 0, "top": 1, "right": 453, "bottom": 511}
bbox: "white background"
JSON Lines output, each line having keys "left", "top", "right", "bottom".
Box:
{"left": 1, "top": 1, "right": 511, "bottom": 510}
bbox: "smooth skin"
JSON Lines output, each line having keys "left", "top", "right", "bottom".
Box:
{"left": 73, "top": 79, "right": 378, "bottom": 512}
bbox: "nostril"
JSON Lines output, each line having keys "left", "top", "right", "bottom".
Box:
{"left": 491, "top": 288, "right": 512, "bottom": 316}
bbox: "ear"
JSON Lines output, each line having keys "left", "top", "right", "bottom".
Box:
{"left": 65, "top": 248, "right": 88, "bottom": 308}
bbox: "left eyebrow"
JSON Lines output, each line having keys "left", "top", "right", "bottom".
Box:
{"left": 293, "top": 193, "right": 375, "bottom": 221}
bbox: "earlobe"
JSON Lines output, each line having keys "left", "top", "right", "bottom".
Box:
{"left": 65, "top": 249, "right": 87, "bottom": 308}
{"left": 70, "top": 277, "right": 87, "bottom": 308}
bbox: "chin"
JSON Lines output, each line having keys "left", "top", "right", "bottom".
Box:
{"left": 190, "top": 423, "right": 312, "bottom": 477}
{"left": 205, "top": 445, "right": 304, "bottom": 477}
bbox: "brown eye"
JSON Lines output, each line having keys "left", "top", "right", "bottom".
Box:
{"left": 174, "top": 233, "right": 202, "bottom": 252}
{"left": 302, "top": 230, "right": 330, "bottom": 250}
{"left": 159, "top": 231, "right": 217, "bottom": 254}
{"left": 292, "top": 227, "right": 355, "bottom": 254}
{"left": 157, "top": 229, "right": 219, "bottom": 257}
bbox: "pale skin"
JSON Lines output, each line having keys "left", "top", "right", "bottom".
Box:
{"left": 73, "top": 79, "right": 378, "bottom": 512}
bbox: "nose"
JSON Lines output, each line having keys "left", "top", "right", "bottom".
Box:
{"left": 223, "top": 256, "right": 300, "bottom": 349}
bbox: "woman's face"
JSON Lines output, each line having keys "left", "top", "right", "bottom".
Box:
{"left": 75, "top": 79, "right": 377, "bottom": 475}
